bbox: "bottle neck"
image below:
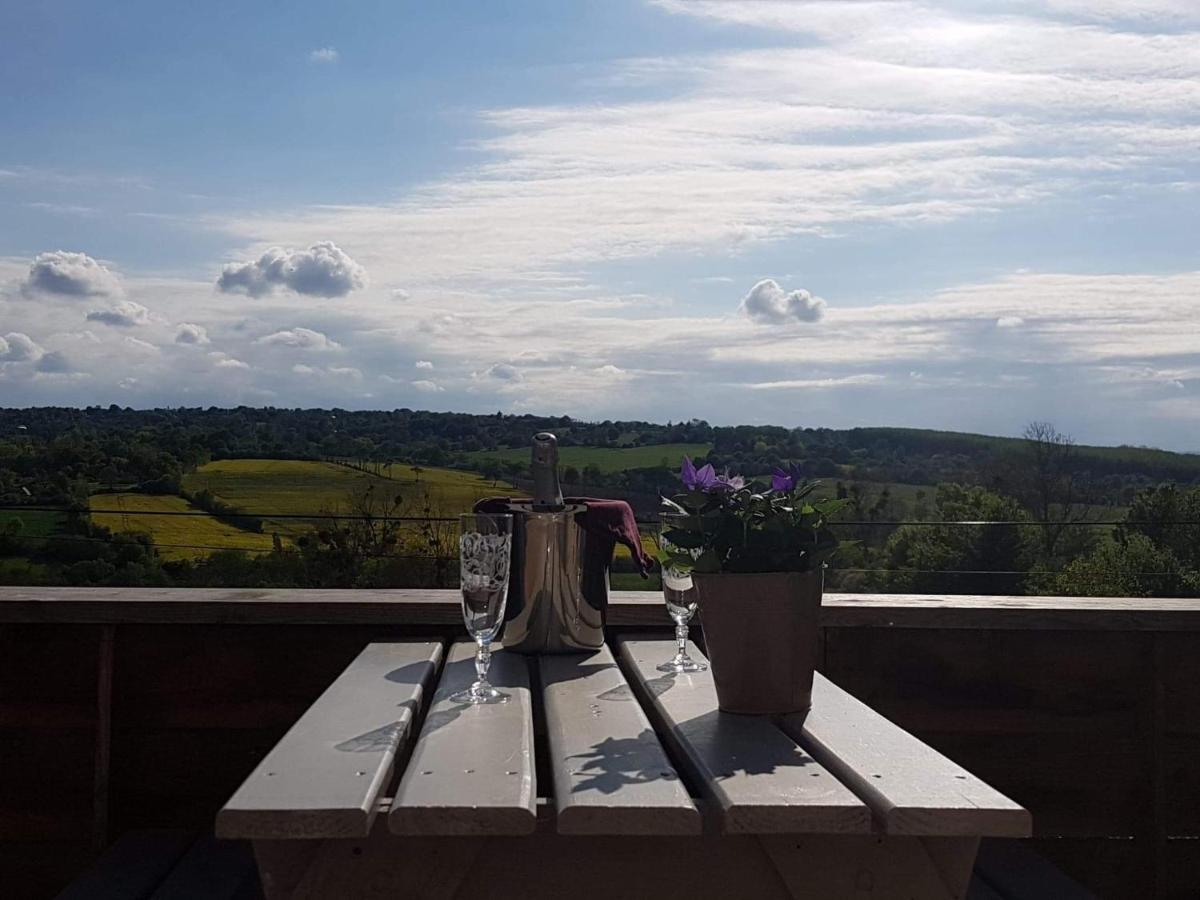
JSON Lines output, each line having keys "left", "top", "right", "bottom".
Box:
{"left": 531, "top": 464, "right": 564, "bottom": 510}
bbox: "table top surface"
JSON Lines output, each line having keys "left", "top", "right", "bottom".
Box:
{"left": 217, "top": 638, "right": 1031, "bottom": 841}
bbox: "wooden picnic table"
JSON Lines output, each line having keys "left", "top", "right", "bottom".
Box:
{"left": 217, "top": 638, "right": 1031, "bottom": 899}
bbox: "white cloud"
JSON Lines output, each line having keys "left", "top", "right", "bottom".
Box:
{"left": 122, "top": 335, "right": 158, "bottom": 354}
{"left": 217, "top": 242, "right": 366, "bottom": 298}
{"left": 86, "top": 299, "right": 151, "bottom": 327}
{"left": 254, "top": 327, "right": 340, "bottom": 351}
{"left": 415, "top": 359, "right": 433, "bottom": 370}
{"left": 746, "top": 374, "right": 885, "bottom": 390}
{"left": 22, "top": 250, "right": 122, "bottom": 297}
{"left": 482, "top": 363, "right": 521, "bottom": 381}
{"left": 290, "top": 363, "right": 361, "bottom": 379}
{"left": 175, "top": 323, "right": 210, "bottom": 345}
{"left": 996, "top": 316, "right": 1025, "bottom": 328}
{"left": 1, "top": 332, "right": 45, "bottom": 362}
{"left": 210, "top": 352, "right": 250, "bottom": 370}
{"left": 35, "top": 351, "right": 73, "bottom": 373}
{"left": 214, "top": 0, "right": 1200, "bottom": 296}
{"left": 412, "top": 379, "right": 444, "bottom": 392}
{"left": 309, "top": 47, "right": 339, "bottom": 64}
{"left": 740, "top": 279, "right": 826, "bottom": 324}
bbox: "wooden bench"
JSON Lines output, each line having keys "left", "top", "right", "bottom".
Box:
{"left": 54, "top": 829, "right": 261, "bottom": 900}
{"left": 217, "top": 638, "right": 1032, "bottom": 899}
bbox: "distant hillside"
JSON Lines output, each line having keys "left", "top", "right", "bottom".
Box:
{"left": 843, "top": 428, "right": 1200, "bottom": 483}
{"left": 2, "top": 407, "right": 1197, "bottom": 509}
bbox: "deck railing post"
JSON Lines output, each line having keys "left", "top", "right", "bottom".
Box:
{"left": 92, "top": 624, "right": 116, "bottom": 853}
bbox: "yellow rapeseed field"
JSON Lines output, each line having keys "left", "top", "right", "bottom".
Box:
{"left": 88, "top": 493, "right": 279, "bottom": 561}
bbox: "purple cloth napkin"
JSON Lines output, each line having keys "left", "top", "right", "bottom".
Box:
{"left": 474, "top": 496, "right": 652, "bottom": 577}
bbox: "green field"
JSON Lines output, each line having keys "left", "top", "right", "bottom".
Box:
{"left": 89, "top": 493, "right": 279, "bottom": 561}
{"left": 467, "top": 443, "right": 712, "bottom": 475}
{"left": 183, "top": 459, "right": 511, "bottom": 537}
{"left": 0, "top": 509, "right": 64, "bottom": 538}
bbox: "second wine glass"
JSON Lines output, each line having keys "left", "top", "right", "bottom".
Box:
{"left": 657, "top": 512, "right": 707, "bottom": 674}
{"left": 451, "top": 512, "right": 513, "bottom": 705}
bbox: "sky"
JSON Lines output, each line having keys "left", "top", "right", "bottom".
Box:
{"left": 1, "top": 0, "right": 1198, "bottom": 450}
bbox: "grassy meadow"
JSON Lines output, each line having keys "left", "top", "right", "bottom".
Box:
{"left": 0, "top": 509, "right": 64, "bottom": 538}
{"left": 88, "top": 493, "right": 279, "bottom": 561}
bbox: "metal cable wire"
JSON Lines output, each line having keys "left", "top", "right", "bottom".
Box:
{"left": 4, "top": 535, "right": 1190, "bottom": 576}
{"left": 2, "top": 504, "right": 1195, "bottom": 527}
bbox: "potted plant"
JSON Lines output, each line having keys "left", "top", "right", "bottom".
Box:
{"left": 656, "top": 458, "right": 842, "bottom": 715}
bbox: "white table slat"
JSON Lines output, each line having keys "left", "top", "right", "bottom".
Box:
{"left": 540, "top": 644, "right": 700, "bottom": 835}
{"left": 778, "top": 673, "right": 1033, "bottom": 837}
{"left": 389, "top": 643, "right": 537, "bottom": 835}
{"left": 616, "top": 638, "right": 871, "bottom": 835}
{"left": 216, "top": 641, "right": 442, "bottom": 839}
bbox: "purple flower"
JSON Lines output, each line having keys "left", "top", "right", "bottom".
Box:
{"left": 681, "top": 457, "right": 742, "bottom": 492}
{"left": 771, "top": 463, "right": 804, "bottom": 492}
{"left": 716, "top": 471, "right": 746, "bottom": 490}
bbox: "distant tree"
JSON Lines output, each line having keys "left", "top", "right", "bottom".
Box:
{"left": 411, "top": 465, "right": 425, "bottom": 482}
{"left": 479, "top": 459, "right": 504, "bottom": 486}
{"left": 878, "top": 484, "right": 1033, "bottom": 595}
{"left": 1118, "top": 484, "right": 1200, "bottom": 570}
{"left": 1055, "top": 533, "right": 1199, "bottom": 598}
{"left": 562, "top": 465, "right": 580, "bottom": 485}
{"left": 1015, "top": 421, "right": 1095, "bottom": 564}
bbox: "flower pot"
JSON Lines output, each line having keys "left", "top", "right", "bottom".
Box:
{"left": 692, "top": 570, "right": 822, "bottom": 715}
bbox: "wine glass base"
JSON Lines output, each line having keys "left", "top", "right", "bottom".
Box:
{"left": 657, "top": 658, "right": 707, "bottom": 674}
{"left": 449, "top": 685, "right": 510, "bottom": 705}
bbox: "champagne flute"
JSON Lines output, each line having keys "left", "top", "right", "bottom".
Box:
{"left": 657, "top": 512, "right": 707, "bottom": 674}
{"left": 451, "top": 512, "right": 514, "bottom": 705}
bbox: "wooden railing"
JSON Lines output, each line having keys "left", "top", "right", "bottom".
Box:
{"left": 2, "top": 589, "right": 1198, "bottom": 898}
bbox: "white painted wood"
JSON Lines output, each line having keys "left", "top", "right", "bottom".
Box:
{"left": 539, "top": 645, "right": 700, "bottom": 834}
{"left": 778, "top": 672, "right": 1032, "bottom": 837}
{"left": 616, "top": 638, "right": 870, "bottom": 835}
{"left": 389, "top": 643, "right": 537, "bottom": 835}
{"left": 216, "top": 641, "right": 442, "bottom": 839}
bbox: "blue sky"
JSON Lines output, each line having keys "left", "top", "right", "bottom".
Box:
{"left": 2, "top": 0, "right": 1198, "bottom": 449}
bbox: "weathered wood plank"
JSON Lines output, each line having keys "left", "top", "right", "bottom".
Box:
{"left": 4, "top": 587, "right": 1199, "bottom": 630}
{"left": 149, "top": 834, "right": 259, "bottom": 900}
{"left": 779, "top": 672, "right": 1031, "bottom": 837}
{"left": 215, "top": 641, "right": 442, "bottom": 839}
{"left": 760, "top": 835, "right": 980, "bottom": 900}
{"left": 821, "top": 594, "right": 1200, "bottom": 631}
{"left": 540, "top": 644, "right": 700, "bottom": 835}
{"left": 54, "top": 829, "right": 195, "bottom": 900}
{"left": 616, "top": 638, "right": 870, "bottom": 835}
{"left": 0, "top": 588, "right": 664, "bottom": 627}
{"left": 389, "top": 643, "right": 536, "bottom": 835}
{"left": 973, "top": 838, "right": 1098, "bottom": 899}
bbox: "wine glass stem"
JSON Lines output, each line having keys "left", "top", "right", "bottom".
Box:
{"left": 675, "top": 620, "right": 689, "bottom": 663}
{"left": 475, "top": 640, "right": 492, "bottom": 689}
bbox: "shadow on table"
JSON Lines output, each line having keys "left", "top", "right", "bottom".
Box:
{"left": 677, "top": 708, "right": 817, "bottom": 778}
{"left": 567, "top": 729, "right": 686, "bottom": 795}
{"left": 336, "top": 657, "right": 471, "bottom": 752}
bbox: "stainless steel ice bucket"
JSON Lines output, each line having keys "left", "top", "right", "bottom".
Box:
{"left": 501, "top": 503, "right": 607, "bottom": 654}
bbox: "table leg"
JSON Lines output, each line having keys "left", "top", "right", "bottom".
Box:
{"left": 760, "top": 834, "right": 981, "bottom": 900}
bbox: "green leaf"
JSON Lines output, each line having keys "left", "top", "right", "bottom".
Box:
{"left": 661, "top": 527, "right": 705, "bottom": 549}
